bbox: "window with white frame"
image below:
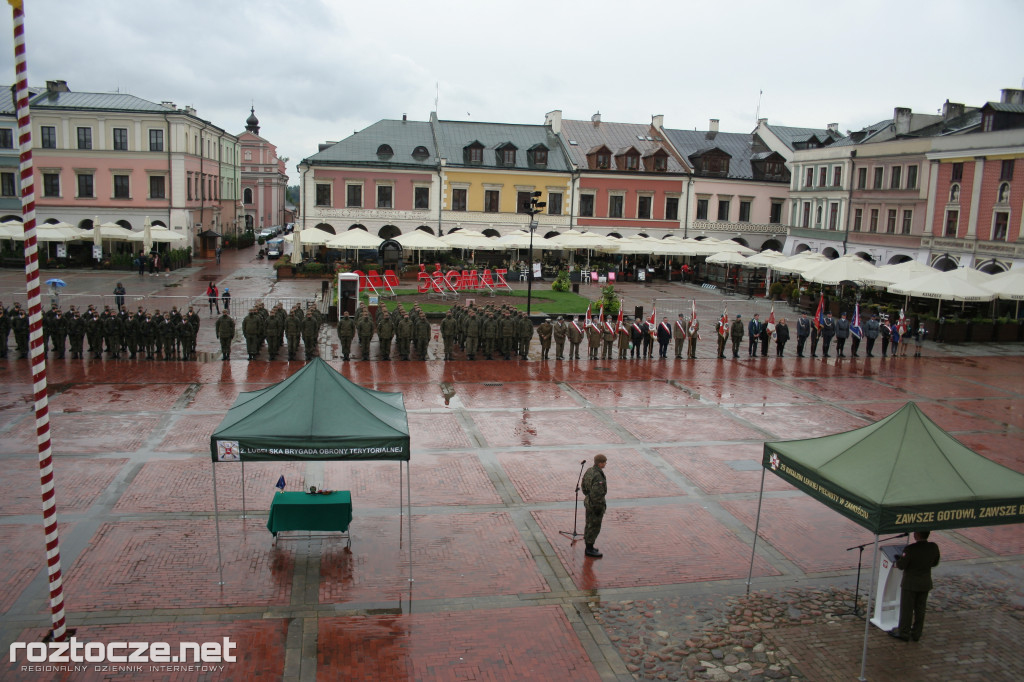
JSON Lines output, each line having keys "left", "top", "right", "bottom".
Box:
{"left": 414, "top": 186, "right": 430, "bottom": 210}
{"left": 608, "top": 193, "right": 624, "bottom": 218}
{"left": 944, "top": 210, "right": 959, "bottom": 237}
{"left": 113, "top": 128, "right": 128, "bottom": 151}
{"left": 853, "top": 208, "right": 862, "bottom": 231}
{"left": 906, "top": 164, "right": 918, "bottom": 189}
{"left": 43, "top": 172, "right": 60, "bottom": 197}
{"left": 376, "top": 184, "right": 393, "bottom": 209}
{"left": 315, "top": 183, "right": 332, "bottom": 207}
{"left": 77, "top": 173, "right": 94, "bottom": 198}
{"left": 637, "top": 194, "right": 652, "bottom": 220}
{"left": 113, "top": 174, "right": 130, "bottom": 199}
{"left": 992, "top": 211, "right": 1009, "bottom": 241}
{"left": 902, "top": 209, "right": 912, "bottom": 235}
{"left": 346, "top": 183, "right": 362, "bottom": 208}
{"left": 547, "top": 192, "right": 562, "bottom": 215}
{"left": 890, "top": 166, "right": 902, "bottom": 189}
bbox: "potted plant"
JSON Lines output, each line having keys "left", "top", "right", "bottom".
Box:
{"left": 969, "top": 317, "right": 996, "bottom": 343}
{"left": 995, "top": 316, "right": 1022, "bottom": 342}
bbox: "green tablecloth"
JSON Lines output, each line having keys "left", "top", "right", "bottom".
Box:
{"left": 266, "top": 491, "right": 352, "bottom": 536}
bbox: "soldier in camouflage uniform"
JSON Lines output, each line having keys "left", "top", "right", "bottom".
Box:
{"left": 356, "top": 311, "right": 375, "bottom": 360}
{"left": 463, "top": 309, "right": 481, "bottom": 360}
{"left": 567, "top": 315, "right": 583, "bottom": 359}
{"left": 553, "top": 315, "right": 567, "bottom": 360}
{"left": 440, "top": 311, "right": 458, "bottom": 361}
{"left": 396, "top": 313, "right": 413, "bottom": 360}
{"left": 413, "top": 310, "right": 431, "bottom": 360}
{"left": 215, "top": 311, "right": 235, "bottom": 361}
{"left": 336, "top": 311, "right": 355, "bottom": 361}
{"left": 537, "top": 317, "right": 553, "bottom": 360}
{"left": 581, "top": 454, "right": 608, "bottom": 558}
{"left": 617, "top": 316, "right": 631, "bottom": 359}
{"left": 587, "top": 317, "right": 602, "bottom": 360}
{"left": 243, "top": 307, "right": 263, "bottom": 360}
{"left": 285, "top": 308, "right": 303, "bottom": 361}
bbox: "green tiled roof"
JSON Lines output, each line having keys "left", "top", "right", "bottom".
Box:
{"left": 435, "top": 120, "right": 571, "bottom": 172}
{"left": 305, "top": 119, "right": 436, "bottom": 169}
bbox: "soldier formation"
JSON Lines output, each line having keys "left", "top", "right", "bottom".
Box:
{"left": 0, "top": 300, "right": 202, "bottom": 361}
{"left": 235, "top": 302, "right": 324, "bottom": 362}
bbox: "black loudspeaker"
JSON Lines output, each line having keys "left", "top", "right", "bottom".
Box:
{"left": 634, "top": 305, "right": 644, "bottom": 320}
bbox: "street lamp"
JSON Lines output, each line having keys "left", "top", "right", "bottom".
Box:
{"left": 526, "top": 191, "right": 545, "bottom": 316}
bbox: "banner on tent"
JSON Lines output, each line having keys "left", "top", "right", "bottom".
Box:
{"left": 764, "top": 446, "right": 1024, "bottom": 533}
{"left": 215, "top": 439, "right": 408, "bottom": 462}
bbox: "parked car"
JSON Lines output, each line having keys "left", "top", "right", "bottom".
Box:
{"left": 266, "top": 238, "right": 284, "bottom": 260}
{"left": 258, "top": 228, "right": 276, "bottom": 240}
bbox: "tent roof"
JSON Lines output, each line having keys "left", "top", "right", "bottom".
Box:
{"left": 763, "top": 402, "right": 1024, "bottom": 533}
{"left": 210, "top": 357, "right": 409, "bottom": 462}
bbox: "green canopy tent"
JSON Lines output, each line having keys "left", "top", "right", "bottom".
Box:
{"left": 745, "top": 402, "right": 1024, "bottom": 681}
{"left": 209, "top": 357, "right": 411, "bottom": 584}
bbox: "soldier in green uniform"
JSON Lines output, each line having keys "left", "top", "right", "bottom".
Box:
{"left": 567, "top": 315, "right": 583, "bottom": 359}
{"left": 243, "top": 307, "right": 262, "bottom": 360}
{"left": 587, "top": 317, "right": 602, "bottom": 360}
{"left": 440, "top": 311, "right": 458, "bottom": 360}
{"left": 396, "top": 313, "right": 413, "bottom": 360}
{"left": 301, "top": 309, "right": 319, "bottom": 360}
{"left": 104, "top": 309, "right": 124, "bottom": 359}
{"left": 265, "top": 307, "right": 283, "bottom": 360}
{"left": 729, "top": 314, "right": 744, "bottom": 359}
{"left": 413, "top": 311, "right": 431, "bottom": 360}
{"left": 537, "top": 317, "right": 553, "bottom": 360}
{"left": 67, "top": 309, "right": 86, "bottom": 359}
{"left": 617, "top": 316, "right": 631, "bottom": 359}
{"left": 49, "top": 309, "right": 67, "bottom": 359}
{"left": 553, "top": 316, "right": 567, "bottom": 360}
{"left": 356, "top": 311, "right": 375, "bottom": 360}
{"left": 285, "top": 308, "right": 302, "bottom": 361}
{"left": 517, "top": 311, "right": 533, "bottom": 359}
{"left": 481, "top": 311, "right": 498, "bottom": 360}
{"left": 159, "top": 313, "right": 175, "bottom": 360}
{"left": 499, "top": 310, "right": 516, "bottom": 360}
{"left": 336, "top": 311, "right": 355, "bottom": 361}
{"left": 673, "top": 313, "right": 688, "bottom": 359}
{"left": 581, "top": 454, "right": 608, "bottom": 558}
{"left": 377, "top": 310, "right": 395, "bottom": 361}
{"left": 215, "top": 311, "right": 235, "bottom": 361}
{"left": 600, "top": 316, "right": 614, "bottom": 360}
{"left": 12, "top": 308, "right": 29, "bottom": 358}
{"left": 0, "top": 306, "right": 8, "bottom": 359}
{"left": 687, "top": 313, "right": 700, "bottom": 360}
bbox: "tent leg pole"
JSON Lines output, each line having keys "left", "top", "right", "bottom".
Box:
{"left": 241, "top": 462, "right": 246, "bottom": 519}
{"left": 399, "top": 460, "right": 404, "bottom": 548}
{"left": 212, "top": 462, "right": 225, "bottom": 586}
{"left": 408, "top": 460, "right": 413, "bottom": 586}
{"left": 858, "top": 536, "right": 880, "bottom": 682}
{"left": 746, "top": 468, "right": 767, "bottom": 595}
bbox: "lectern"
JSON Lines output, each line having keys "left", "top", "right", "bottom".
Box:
{"left": 870, "top": 544, "right": 906, "bottom": 631}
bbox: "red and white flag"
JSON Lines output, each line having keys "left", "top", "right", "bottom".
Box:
{"left": 719, "top": 307, "right": 729, "bottom": 338}
{"left": 689, "top": 299, "right": 698, "bottom": 335}
{"left": 647, "top": 303, "right": 657, "bottom": 327}
{"left": 766, "top": 304, "right": 776, "bottom": 337}
{"left": 616, "top": 299, "right": 624, "bottom": 332}
{"left": 585, "top": 303, "right": 592, "bottom": 329}
{"left": 897, "top": 308, "right": 907, "bottom": 336}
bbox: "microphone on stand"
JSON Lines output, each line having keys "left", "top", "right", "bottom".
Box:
{"left": 580, "top": 460, "right": 586, "bottom": 465}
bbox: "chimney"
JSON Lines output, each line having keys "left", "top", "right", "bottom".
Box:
{"left": 545, "top": 109, "right": 562, "bottom": 135}
{"left": 709, "top": 118, "right": 720, "bottom": 133}
{"left": 893, "top": 107, "right": 912, "bottom": 135}
{"left": 942, "top": 99, "right": 965, "bottom": 121}
{"left": 1001, "top": 88, "right": 1024, "bottom": 106}
{"left": 318, "top": 141, "right": 338, "bottom": 152}
{"left": 591, "top": 111, "right": 601, "bottom": 126}
{"left": 827, "top": 122, "right": 839, "bottom": 133}
{"left": 402, "top": 113, "right": 407, "bottom": 122}
{"left": 45, "top": 80, "right": 69, "bottom": 94}
{"left": 651, "top": 114, "right": 664, "bottom": 130}
{"left": 161, "top": 101, "right": 177, "bottom": 110}
{"left": 757, "top": 118, "right": 767, "bottom": 127}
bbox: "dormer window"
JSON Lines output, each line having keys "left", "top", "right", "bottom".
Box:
{"left": 464, "top": 141, "right": 484, "bottom": 165}
{"left": 615, "top": 146, "right": 640, "bottom": 171}
{"left": 587, "top": 144, "right": 612, "bottom": 170}
{"left": 528, "top": 143, "right": 548, "bottom": 166}
{"left": 597, "top": 153, "right": 610, "bottom": 169}
{"left": 654, "top": 155, "right": 667, "bottom": 171}
{"left": 412, "top": 145, "right": 429, "bottom": 160}
{"left": 643, "top": 148, "right": 669, "bottom": 172}
{"left": 496, "top": 142, "right": 517, "bottom": 167}
{"left": 376, "top": 144, "right": 394, "bottom": 159}
{"left": 623, "top": 154, "right": 639, "bottom": 170}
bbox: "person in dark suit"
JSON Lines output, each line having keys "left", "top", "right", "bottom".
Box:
{"left": 747, "top": 313, "right": 761, "bottom": 357}
{"left": 889, "top": 531, "right": 941, "bottom": 642}
{"left": 820, "top": 312, "right": 836, "bottom": 357}
{"left": 656, "top": 317, "right": 672, "bottom": 358}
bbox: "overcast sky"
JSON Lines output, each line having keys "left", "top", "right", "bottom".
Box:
{"left": 5, "top": 0, "right": 1023, "bottom": 181}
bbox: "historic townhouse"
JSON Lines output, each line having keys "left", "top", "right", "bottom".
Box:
{"left": 433, "top": 114, "right": 572, "bottom": 237}
{"left": 785, "top": 107, "right": 945, "bottom": 257}
{"left": 0, "top": 87, "right": 42, "bottom": 219}
{"left": 3, "top": 80, "right": 244, "bottom": 255}
{"left": 297, "top": 117, "right": 439, "bottom": 237}
{"left": 846, "top": 101, "right": 978, "bottom": 266}
{"left": 922, "top": 89, "right": 1024, "bottom": 272}
{"left": 548, "top": 111, "right": 687, "bottom": 237}
{"left": 750, "top": 120, "right": 843, "bottom": 163}
{"left": 664, "top": 119, "right": 792, "bottom": 251}
{"left": 239, "top": 107, "right": 289, "bottom": 233}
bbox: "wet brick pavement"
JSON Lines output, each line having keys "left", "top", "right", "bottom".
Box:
{"left": 1, "top": 250, "right": 1022, "bottom": 681}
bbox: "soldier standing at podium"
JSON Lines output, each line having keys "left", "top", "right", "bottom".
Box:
{"left": 889, "top": 531, "right": 940, "bottom": 642}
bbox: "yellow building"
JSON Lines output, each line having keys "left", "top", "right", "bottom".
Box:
{"left": 433, "top": 115, "right": 573, "bottom": 236}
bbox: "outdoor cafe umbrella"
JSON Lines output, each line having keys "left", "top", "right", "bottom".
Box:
{"left": 549, "top": 229, "right": 618, "bottom": 269}
{"left": 888, "top": 267, "right": 996, "bottom": 317}
{"left": 769, "top": 252, "right": 830, "bottom": 276}
{"left": 284, "top": 226, "right": 335, "bottom": 246}
{"left": 395, "top": 229, "right": 449, "bottom": 264}
{"left": 440, "top": 228, "right": 501, "bottom": 250}
{"left": 325, "top": 229, "right": 383, "bottom": 250}
{"left": 495, "top": 229, "right": 556, "bottom": 250}
{"left": 981, "top": 269, "right": 1024, "bottom": 317}
{"left": 124, "top": 223, "right": 188, "bottom": 247}
{"left": 859, "top": 260, "right": 936, "bottom": 288}
{"left": 706, "top": 251, "right": 750, "bottom": 266}
{"left": 801, "top": 254, "right": 880, "bottom": 286}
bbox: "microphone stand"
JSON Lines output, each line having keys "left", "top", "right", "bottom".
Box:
{"left": 559, "top": 460, "right": 587, "bottom": 541}
{"left": 846, "top": 532, "right": 908, "bottom": 617}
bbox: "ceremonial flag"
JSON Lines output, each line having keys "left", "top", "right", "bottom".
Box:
{"left": 897, "top": 308, "right": 907, "bottom": 336}
{"left": 689, "top": 299, "right": 699, "bottom": 339}
{"left": 766, "top": 304, "right": 776, "bottom": 337}
{"left": 646, "top": 303, "right": 657, "bottom": 336}
{"left": 585, "top": 302, "right": 592, "bottom": 329}
{"left": 275, "top": 475, "right": 286, "bottom": 491}
{"left": 616, "top": 299, "right": 624, "bottom": 331}
{"left": 850, "top": 303, "right": 863, "bottom": 339}
{"left": 719, "top": 307, "right": 729, "bottom": 338}
{"left": 814, "top": 293, "right": 825, "bottom": 331}
{"left": 598, "top": 303, "right": 604, "bottom": 327}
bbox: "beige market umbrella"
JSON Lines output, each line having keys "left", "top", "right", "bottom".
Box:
{"left": 495, "top": 229, "right": 556, "bottom": 250}
{"left": 440, "top": 228, "right": 501, "bottom": 250}
{"left": 706, "top": 251, "right": 750, "bottom": 266}
{"left": 394, "top": 229, "right": 449, "bottom": 251}
{"left": 325, "top": 229, "right": 383, "bottom": 250}
{"left": 744, "top": 250, "right": 785, "bottom": 267}
{"left": 889, "top": 267, "right": 996, "bottom": 317}
{"left": 982, "top": 269, "right": 1024, "bottom": 301}
{"left": 802, "top": 254, "right": 880, "bottom": 286}
{"left": 860, "top": 260, "right": 936, "bottom": 287}
{"left": 284, "top": 226, "right": 335, "bottom": 246}
{"left": 770, "top": 252, "right": 831, "bottom": 276}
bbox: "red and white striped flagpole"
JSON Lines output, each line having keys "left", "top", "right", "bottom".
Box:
{"left": 9, "top": 0, "right": 68, "bottom": 642}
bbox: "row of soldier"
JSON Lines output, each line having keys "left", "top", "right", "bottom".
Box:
{"left": 234, "top": 303, "right": 324, "bottom": 362}
{"left": 0, "top": 301, "right": 202, "bottom": 360}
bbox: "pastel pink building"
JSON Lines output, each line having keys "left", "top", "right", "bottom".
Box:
{"left": 239, "top": 108, "right": 289, "bottom": 232}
